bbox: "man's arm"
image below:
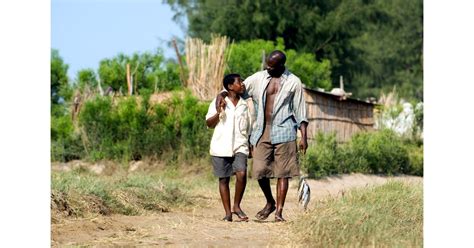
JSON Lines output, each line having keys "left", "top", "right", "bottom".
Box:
{"left": 293, "top": 78, "right": 309, "bottom": 154}
{"left": 215, "top": 91, "right": 228, "bottom": 112}
{"left": 206, "top": 100, "right": 225, "bottom": 128}
{"left": 299, "top": 121, "right": 308, "bottom": 154}
{"left": 206, "top": 112, "right": 220, "bottom": 128}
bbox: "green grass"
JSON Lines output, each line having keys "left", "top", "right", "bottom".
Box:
{"left": 290, "top": 181, "right": 423, "bottom": 247}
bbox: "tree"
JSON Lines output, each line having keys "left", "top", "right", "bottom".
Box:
{"left": 75, "top": 68, "right": 98, "bottom": 92}
{"left": 98, "top": 49, "right": 182, "bottom": 93}
{"left": 226, "top": 38, "right": 332, "bottom": 90}
{"left": 350, "top": 0, "right": 423, "bottom": 100}
{"left": 166, "top": 0, "right": 423, "bottom": 100}
{"left": 51, "top": 49, "right": 71, "bottom": 105}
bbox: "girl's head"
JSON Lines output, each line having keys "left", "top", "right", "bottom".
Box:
{"left": 223, "top": 73, "right": 245, "bottom": 95}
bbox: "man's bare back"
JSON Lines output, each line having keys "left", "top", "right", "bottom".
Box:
{"left": 264, "top": 77, "right": 281, "bottom": 124}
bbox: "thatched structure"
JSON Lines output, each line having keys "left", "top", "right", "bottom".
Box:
{"left": 304, "top": 88, "right": 376, "bottom": 142}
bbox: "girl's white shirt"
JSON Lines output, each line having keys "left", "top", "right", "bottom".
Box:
{"left": 206, "top": 96, "right": 253, "bottom": 157}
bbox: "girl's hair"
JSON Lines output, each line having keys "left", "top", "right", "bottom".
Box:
{"left": 223, "top": 73, "right": 241, "bottom": 91}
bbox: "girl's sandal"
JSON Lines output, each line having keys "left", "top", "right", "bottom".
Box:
{"left": 222, "top": 215, "right": 233, "bottom": 222}
{"left": 232, "top": 210, "right": 249, "bottom": 221}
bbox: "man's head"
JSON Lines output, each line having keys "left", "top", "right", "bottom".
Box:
{"left": 266, "top": 50, "right": 286, "bottom": 78}
{"left": 223, "top": 73, "right": 245, "bottom": 95}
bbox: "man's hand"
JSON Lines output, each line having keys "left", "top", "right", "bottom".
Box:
{"left": 217, "top": 99, "right": 226, "bottom": 114}
{"left": 299, "top": 138, "right": 308, "bottom": 155}
{"left": 215, "top": 91, "right": 228, "bottom": 112}
{"left": 299, "top": 121, "right": 308, "bottom": 154}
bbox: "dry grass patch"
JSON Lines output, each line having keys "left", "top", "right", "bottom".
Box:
{"left": 290, "top": 181, "right": 423, "bottom": 247}
{"left": 51, "top": 168, "right": 196, "bottom": 221}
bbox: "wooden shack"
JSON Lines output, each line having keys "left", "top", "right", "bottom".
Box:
{"left": 304, "top": 87, "right": 375, "bottom": 142}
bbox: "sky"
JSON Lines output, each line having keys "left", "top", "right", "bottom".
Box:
{"left": 51, "top": 0, "right": 186, "bottom": 79}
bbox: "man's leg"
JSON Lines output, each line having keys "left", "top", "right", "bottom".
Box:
{"left": 253, "top": 125, "right": 276, "bottom": 220}
{"left": 273, "top": 140, "right": 299, "bottom": 221}
{"left": 255, "top": 177, "right": 276, "bottom": 220}
{"left": 233, "top": 171, "right": 247, "bottom": 213}
{"left": 258, "top": 177, "right": 276, "bottom": 207}
{"left": 219, "top": 177, "right": 232, "bottom": 220}
{"left": 275, "top": 177, "right": 289, "bottom": 221}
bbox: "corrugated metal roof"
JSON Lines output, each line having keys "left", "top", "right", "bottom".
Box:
{"left": 303, "top": 86, "right": 378, "bottom": 106}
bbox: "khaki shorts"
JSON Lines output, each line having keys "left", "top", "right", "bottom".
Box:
{"left": 252, "top": 125, "right": 300, "bottom": 179}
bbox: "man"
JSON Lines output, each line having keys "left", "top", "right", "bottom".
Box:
{"left": 217, "top": 50, "right": 308, "bottom": 221}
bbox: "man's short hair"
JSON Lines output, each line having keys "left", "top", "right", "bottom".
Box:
{"left": 223, "top": 73, "right": 241, "bottom": 91}
{"left": 268, "top": 50, "right": 286, "bottom": 65}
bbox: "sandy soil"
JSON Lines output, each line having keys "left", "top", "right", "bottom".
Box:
{"left": 51, "top": 173, "right": 422, "bottom": 247}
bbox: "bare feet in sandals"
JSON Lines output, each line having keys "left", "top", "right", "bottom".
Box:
{"left": 255, "top": 204, "right": 276, "bottom": 220}
{"left": 222, "top": 215, "right": 233, "bottom": 222}
{"left": 232, "top": 210, "right": 249, "bottom": 221}
{"left": 274, "top": 214, "right": 286, "bottom": 222}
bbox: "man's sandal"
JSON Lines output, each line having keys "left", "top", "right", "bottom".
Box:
{"left": 232, "top": 210, "right": 249, "bottom": 221}
{"left": 255, "top": 205, "right": 276, "bottom": 220}
{"left": 275, "top": 215, "right": 286, "bottom": 222}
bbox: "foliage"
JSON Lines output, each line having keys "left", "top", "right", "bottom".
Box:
{"left": 51, "top": 109, "right": 84, "bottom": 162}
{"left": 98, "top": 49, "right": 182, "bottom": 93}
{"left": 149, "top": 60, "right": 182, "bottom": 92}
{"left": 302, "top": 129, "right": 420, "bottom": 177}
{"left": 226, "top": 38, "right": 284, "bottom": 78}
{"left": 51, "top": 49, "right": 72, "bottom": 105}
{"left": 166, "top": 0, "right": 423, "bottom": 100}
{"left": 405, "top": 143, "right": 423, "bottom": 176}
{"left": 348, "top": 130, "right": 410, "bottom": 174}
{"left": 351, "top": 0, "right": 423, "bottom": 100}
{"left": 77, "top": 91, "right": 212, "bottom": 162}
{"left": 51, "top": 50, "right": 83, "bottom": 161}
{"left": 302, "top": 132, "right": 343, "bottom": 178}
{"left": 286, "top": 49, "right": 332, "bottom": 90}
{"left": 291, "top": 181, "right": 423, "bottom": 247}
{"left": 226, "top": 38, "right": 332, "bottom": 90}
{"left": 75, "top": 68, "right": 98, "bottom": 92}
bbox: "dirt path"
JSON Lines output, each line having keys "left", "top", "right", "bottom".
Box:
{"left": 51, "top": 174, "right": 422, "bottom": 247}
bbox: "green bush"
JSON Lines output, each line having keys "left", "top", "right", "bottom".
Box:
{"left": 77, "top": 90, "right": 212, "bottom": 162}
{"left": 302, "top": 132, "right": 342, "bottom": 178}
{"left": 347, "top": 129, "right": 410, "bottom": 175}
{"left": 302, "top": 129, "right": 421, "bottom": 177}
{"left": 407, "top": 144, "right": 423, "bottom": 176}
{"left": 51, "top": 107, "right": 83, "bottom": 162}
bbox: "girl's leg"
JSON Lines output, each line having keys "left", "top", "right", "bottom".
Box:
{"left": 233, "top": 171, "right": 247, "bottom": 212}
{"left": 219, "top": 177, "right": 232, "bottom": 219}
